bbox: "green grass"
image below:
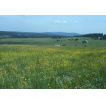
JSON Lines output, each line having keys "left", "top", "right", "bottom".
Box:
{"left": 0, "top": 37, "right": 106, "bottom": 47}
{"left": 0, "top": 37, "right": 106, "bottom": 89}
{"left": 0, "top": 45, "right": 106, "bottom": 89}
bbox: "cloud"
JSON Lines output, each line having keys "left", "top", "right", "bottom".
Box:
{"left": 55, "top": 21, "right": 61, "bottom": 23}
{"left": 54, "top": 21, "right": 67, "bottom": 23}
{"left": 73, "top": 21, "right": 78, "bottom": 23}
{"left": 63, "top": 21, "right": 67, "bottom": 23}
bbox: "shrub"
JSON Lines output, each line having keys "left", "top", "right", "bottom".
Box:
{"left": 94, "top": 38, "right": 98, "bottom": 40}
{"left": 82, "top": 41, "right": 87, "bottom": 43}
{"left": 62, "top": 44, "right": 65, "bottom": 46}
{"left": 75, "top": 38, "right": 78, "bottom": 41}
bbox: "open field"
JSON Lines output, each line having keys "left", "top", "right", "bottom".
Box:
{"left": 0, "top": 37, "right": 106, "bottom": 47}
{"left": 0, "top": 45, "right": 106, "bottom": 89}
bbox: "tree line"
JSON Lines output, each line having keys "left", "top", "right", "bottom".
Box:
{"left": 81, "top": 33, "right": 106, "bottom": 40}
{"left": 0, "top": 31, "right": 74, "bottom": 39}
{"left": 0, "top": 31, "right": 54, "bottom": 38}
{"left": 0, "top": 31, "right": 106, "bottom": 40}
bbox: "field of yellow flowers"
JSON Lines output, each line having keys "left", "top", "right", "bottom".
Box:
{"left": 0, "top": 45, "right": 106, "bottom": 89}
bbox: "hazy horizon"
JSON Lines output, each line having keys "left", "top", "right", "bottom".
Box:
{"left": 0, "top": 15, "right": 106, "bottom": 34}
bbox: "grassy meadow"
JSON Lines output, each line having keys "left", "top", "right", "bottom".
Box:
{"left": 0, "top": 37, "right": 106, "bottom": 47}
{"left": 0, "top": 43, "right": 106, "bottom": 89}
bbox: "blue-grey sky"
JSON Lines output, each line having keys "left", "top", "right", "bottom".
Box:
{"left": 0, "top": 15, "right": 106, "bottom": 34}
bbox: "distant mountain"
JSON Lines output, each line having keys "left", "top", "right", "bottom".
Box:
{"left": 12, "top": 31, "right": 81, "bottom": 36}
{"left": 0, "top": 31, "right": 82, "bottom": 38}
{"left": 43, "top": 32, "right": 81, "bottom": 36}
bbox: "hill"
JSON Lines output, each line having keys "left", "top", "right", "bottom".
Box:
{"left": 43, "top": 32, "right": 81, "bottom": 36}
{"left": 0, "top": 31, "right": 81, "bottom": 38}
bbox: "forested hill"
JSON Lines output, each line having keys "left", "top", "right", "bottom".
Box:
{"left": 0, "top": 31, "right": 81, "bottom": 38}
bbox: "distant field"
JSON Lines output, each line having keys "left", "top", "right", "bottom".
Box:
{"left": 0, "top": 37, "right": 106, "bottom": 47}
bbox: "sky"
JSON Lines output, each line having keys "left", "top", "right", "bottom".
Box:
{"left": 0, "top": 15, "right": 106, "bottom": 34}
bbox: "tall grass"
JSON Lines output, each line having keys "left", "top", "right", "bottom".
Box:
{"left": 0, "top": 45, "right": 106, "bottom": 88}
